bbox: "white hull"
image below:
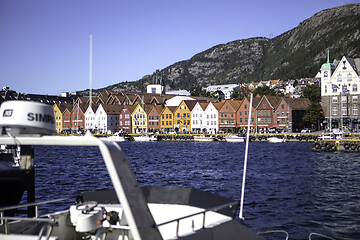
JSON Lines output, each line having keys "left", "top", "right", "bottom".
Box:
{"left": 225, "top": 135, "right": 245, "bottom": 142}
{"left": 107, "top": 136, "right": 126, "bottom": 142}
{"left": 193, "top": 136, "right": 214, "bottom": 142}
{"left": 133, "top": 136, "right": 157, "bottom": 142}
{"left": 268, "top": 137, "right": 286, "bottom": 143}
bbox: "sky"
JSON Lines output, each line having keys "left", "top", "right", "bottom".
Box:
{"left": 0, "top": 0, "right": 358, "bottom": 95}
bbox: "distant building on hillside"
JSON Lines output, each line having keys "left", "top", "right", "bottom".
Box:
{"left": 165, "top": 89, "right": 191, "bottom": 96}
{"left": 204, "top": 84, "right": 239, "bottom": 100}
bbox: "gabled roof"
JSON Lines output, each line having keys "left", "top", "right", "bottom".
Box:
{"left": 264, "top": 95, "right": 283, "bottom": 109}
{"left": 86, "top": 103, "right": 99, "bottom": 113}
{"left": 96, "top": 97, "right": 106, "bottom": 105}
{"left": 142, "top": 103, "right": 155, "bottom": 114}
{"left": 247, "top": 96, "right": 260, "bottom": 109}
{"left": 228, "top": 100, "right": 242, "bottom": 111}
{"left": 282, "top": 98, "right": 311, "bottom": 111}
{"left": 72, "top": 102, "right": 88, "bottom": 113}
{"left": 199, "top": 102, "right": 209, "bottom": 111}
{"left": 122, "top": 105, "right": 137, "bottom": 114}
{"left": 183, "top": 100, "right": 199, "bottom": 111}
{"left": 212, "top": 102, "right": 224, "bottom": 110}
{"left": 345, "top": 56, "right": 360, "bottom": 75}
{"left": 161, "top": 106, "right": 177, "bottom": 114}
{"left": 75, "top": 96, "right": 88, "bottom": 104}
{"left": 147, "top": 105, "right": 163, "bottom": 115}
{"left": 191, "top": 96, "right": 217, "bottom": 102}
{"left": 57, "top": 103, "right": 73, "bottom": 113}
{"left": 219, "top": 100, "right": 241, "bottom": 112}
{"left": 102, "top": 104, "right": 123, "bottom": 114}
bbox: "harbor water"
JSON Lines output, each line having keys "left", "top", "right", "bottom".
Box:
{"left": 32, "top": 142, "right": 359, "bottom": 239}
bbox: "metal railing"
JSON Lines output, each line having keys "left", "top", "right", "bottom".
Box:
{"left": 156, "top": 201, "right": 238, "bottom": 238}
{"left": 0, "top": 196, "right": 73, "bottom": 235}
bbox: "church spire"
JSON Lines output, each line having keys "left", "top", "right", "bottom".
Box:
{"left": 327, "top": 48, "right": 330, "bottom": 64}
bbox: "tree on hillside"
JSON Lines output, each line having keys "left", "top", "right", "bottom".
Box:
{"left": 230, "top": 86, "right": 251, "bottom": 100}
{"left": 301, "top": 84, "right": 321, "bottom": 103}
{"left": 190, "top": 86, "right": 210, "bottom": 97}
{"left": 252, "top": 86, "right": 277, "bottom": 97}
{"left": 302, "top": 102, "right": 324, "bottom": 130}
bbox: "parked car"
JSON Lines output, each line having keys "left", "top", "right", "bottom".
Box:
{"left": 301, "top": 128, "right": 312, "bottom": 133}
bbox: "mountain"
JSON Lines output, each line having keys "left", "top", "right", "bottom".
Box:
{"left": 97, "top": 4, "right": 360, "bottom": 93}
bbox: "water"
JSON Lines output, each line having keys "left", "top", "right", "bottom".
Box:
{"left": 31, "top": 142, "right": 360, "bottom": 239}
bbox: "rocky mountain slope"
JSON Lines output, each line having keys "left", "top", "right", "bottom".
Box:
{"left": 98, "top": 3, "right": 360, "bottom": 93}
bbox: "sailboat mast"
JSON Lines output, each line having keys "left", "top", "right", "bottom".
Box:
{"left": 239, "top": 93, "right": 253, "bottom": 220}
{"left": 89, "top": 34, "right": 93, "bottom": 108}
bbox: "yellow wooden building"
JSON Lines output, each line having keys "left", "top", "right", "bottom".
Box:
{"left": 53, "top": 103, "right": 73, "bottom": 134}
{"left": 131, "top": 104, "right": 147, "bottom": 133}
{"left": 173, "top": 100, "right": 198, "bottom": 133}
{"left": 160, "top": 106, "right": 176, "bottom": 132}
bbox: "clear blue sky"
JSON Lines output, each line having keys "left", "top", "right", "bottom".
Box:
{"left": 0, "top": 0, "right": 358, "bottom": 95}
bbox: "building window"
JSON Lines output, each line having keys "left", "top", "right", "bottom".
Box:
{"left": 325, "top": 85, "right": 327, "bottom": 93}
{"left": 324, "top": 71, "right": 328, "bottom": 77}
{"left": 353, "top": 84, "right": 358, "bottom": 92}
{"left": 342, "top": 106, "right": 347, "bottom": 116}
{"left": 342, "top": 96, "right": 347, "bottom": 103}
{"left": 332, "top": 97, "right": 338, "bottom": 104}
{"left": 352, "top": 96, "right": 358, "bottom": 103}
{"left": 337, "top": 74, "right": 342, "bottom": 82}
{"left": 244, "top": 104, "right": 247, "bottom": 109}
{"left": 332, "top": 106, "right": 338, "bottom": 116}
{"left": 347, "top": 73, "right": 352, "bottom": 81}
{"left": 353, "top": 106, "right": 358, "bottom": 115}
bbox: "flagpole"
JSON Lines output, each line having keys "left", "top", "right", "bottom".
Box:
{"left": 330, "top": 92, "right": 332, "bottom": 133}
{"left": 340, "top": 91, "right": 342, "bottom": 131}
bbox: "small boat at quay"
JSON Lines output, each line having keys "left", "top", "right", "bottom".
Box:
{"left": 224, "top": 134, "right": 246, "bottom": 142}
{"left": 107, "top": 131, "right": 126, "bottom": 142}
{"left": 193, "top": 134, "right": 215, "bottom": 142}
{"left": 133, "top": 134, "right": 157, "bottom": 142}
{"left": 268, "top": 136, "right": 286, "bottom": 143}
{"left": 0, "top": 101, "right": 265, "bottom": 240}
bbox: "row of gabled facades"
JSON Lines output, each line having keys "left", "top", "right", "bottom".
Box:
{"left": 52, "top": 90, "right": 311, "bottom": 134}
